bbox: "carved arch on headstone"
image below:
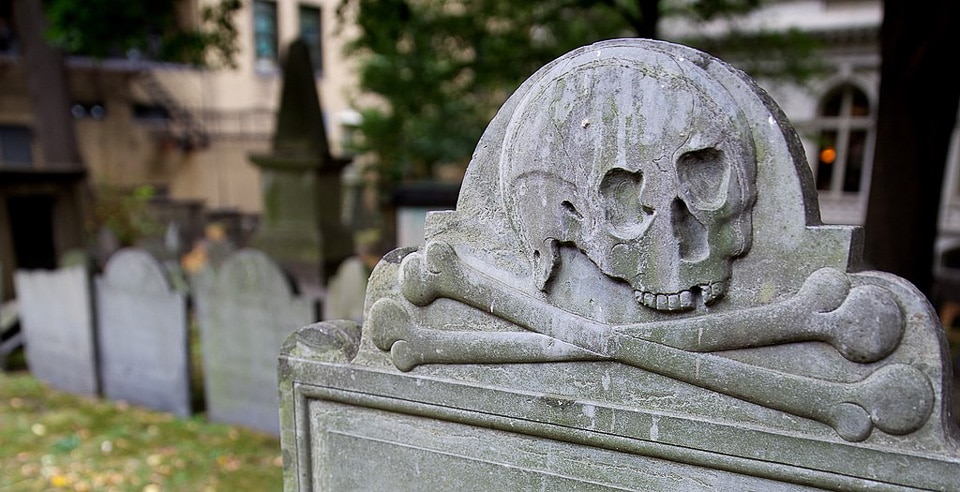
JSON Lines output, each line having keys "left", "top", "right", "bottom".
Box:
{"left": 357, "top": 39, "right": 952, "bottom": 444}
{"left": 102, "top": 248, "right": 175, "bottom": 295}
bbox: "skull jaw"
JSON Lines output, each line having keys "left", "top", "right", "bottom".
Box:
{"left": 593, "top": 241, "right": 737, "bottom": 313}
{"left": 634, "top": 278, "right": 729, "bottom": 312}
{"left": 634, "top": 253, "right": 738, "bottom": 312}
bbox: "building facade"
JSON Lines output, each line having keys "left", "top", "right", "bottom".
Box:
{"left": 2, "top": 0, "right": 959, "bottom": 300}
{"left": 0, "top": 0, "right": 363, "bottom": 296}
{"left": 664, "top": 0, "right": 960, "bottom": 271}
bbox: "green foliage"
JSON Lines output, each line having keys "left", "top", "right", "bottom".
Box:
{"left": 338, "top": 0, "right": 634, "bottom": 184}
{"left": 43, "top": 0, "right": 241, "bottom": 68}
{"left": 682, "top": 28, "right": 828, "bottom": 85}
{"left": 338, "top": 0, "right": 819, "bottom": 185}
{"left": 682, "top": 0, "right": 762, "bottom": 20}
{"left": 87, "top": 184, "right": 161, "bottom": 247}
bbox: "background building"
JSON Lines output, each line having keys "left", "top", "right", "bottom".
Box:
{"left": 2, "top": 0, "right": 959, "bottom": 303}
{"left": 0, "top": 0, "right": 363, "bottom": 296}
{"left": 663, "top": 0, "right": 959, "bottom": 294}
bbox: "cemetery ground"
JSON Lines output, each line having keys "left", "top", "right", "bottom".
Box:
{"left": 0, "top": 339, "right": 282, "bottom": 491}
{"left": 2, "top": 326, "right": 960, "bottom": 492}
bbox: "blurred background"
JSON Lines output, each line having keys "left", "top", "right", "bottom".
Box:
{"left": 1, "top": 0, "right": 959, "bottom": 489}
{"left": 1, "top": 0, "right": 958, "bottom": 308}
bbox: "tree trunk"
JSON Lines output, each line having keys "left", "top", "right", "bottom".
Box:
{"left": 863, "top": 0, "right": 960, "bottom": 298}
{"left": 12, "top": 0, "right": 82, "bottom": 169}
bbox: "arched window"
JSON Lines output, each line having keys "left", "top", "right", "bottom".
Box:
{"left": 814, "top": 84, "right": 872, "bottom": 193}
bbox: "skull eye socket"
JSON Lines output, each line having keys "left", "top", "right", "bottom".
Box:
{"left": 676, "top": 148, "right": 729, "bottom": 211}
{"left": 600, "top": 168, "right": 653, "bottom": 238}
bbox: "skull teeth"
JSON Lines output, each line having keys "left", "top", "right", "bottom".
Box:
{"left": 634, "top": 280, "right": 728, "bottom": 312}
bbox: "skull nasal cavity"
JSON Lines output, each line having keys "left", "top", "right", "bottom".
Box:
{"left": 672, "top": 198, "right": 708, "bottom": 261}
{"left": 561, "top": 200, "right": 582, "bottom": 219}
{"left": 677, "top": 148, "right": 729, "bottom": 210}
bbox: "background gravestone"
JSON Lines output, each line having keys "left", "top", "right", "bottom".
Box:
{"left": 201, "top": 249, "right": 314, "bottom": 435}
{"left": 0, "top": 264, "right": 22, "bottom": 370}
{"left": 279, "top": 39, "right": 960, "bottom": 490}
{"left": 248, "top": 39, "right": 353, "bottom": 299}
{"left": 322, "top": 256, "right": 369, "bottom": 324}
{"left": 185, "top": 223, "right": 237, "bottom": 326}
{"left": 95, "top": 248, "right": 190, "bottom": 416}
{"left": 14, "top": 265, "right": 97, "bottom": 396}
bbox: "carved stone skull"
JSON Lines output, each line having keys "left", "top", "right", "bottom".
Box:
{"left": 501, "top": 51, "right": 757, "bottom": 312}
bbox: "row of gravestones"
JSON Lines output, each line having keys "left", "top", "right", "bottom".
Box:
{"left": 12, "top": 247, "right": 320, "bottom": 435}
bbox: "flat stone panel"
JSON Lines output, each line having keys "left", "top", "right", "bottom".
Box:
{"left": 202, "top": 249, "right": 314, "bottom": 434}
{"left": 14, "top": 265, "right": 97, "bottom": 396}
{"left": 279, "top": 39, "right": 960, "bottom": 490}
{"left": 96, "top": 248, "right": 190, "bottom": 417}
{"left": 304, "top": 396, "right": 824, "bottom": 491}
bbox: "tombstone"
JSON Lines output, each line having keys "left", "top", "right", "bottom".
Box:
{"left": 0, "top": 299, "right": 19, "bottom": 370}
{"left": 14, "top": 265, "right": 98, "bottom": 396}
{"left": 0, "top": 262, "right": 20, "bottom": 369}
{"left": 321, "top": 256, "right": 369, "bottom": 324}
{"left": 184, "top": 222, "right": 238, "bottom": 320}
{"left": 278, "top": 39, "right": 960, "bottom": 489}
{"left": 201, "top": 249, "right": 314, "bottom": 434}
{"left": 249, "top": 39, "right": 353, "bottom": 299}
{"left": 95, "top": 248, "right": 191, "bottom": 416}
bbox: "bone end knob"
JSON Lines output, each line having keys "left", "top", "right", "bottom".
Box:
{"left": 864, "top": 364, "right": 935, "bottom": 436}
{"left": 825, "top": 285, "right": 905, "bottom": 363}
{"left": 399, "top": 252, "right": 441, "bottom": 306}
{"left": 825, "top": 402, "right": 872, "bottom": 442}
{"left": 827, "top": 363, "right": 934, "bottom": 442}
{"left": 799, "top": 267, "right": 851, "bottom": 313}
{"left": 390, "top": 341, "right": 421, "bottom": 372}
{"left": 368, "top": 298, "right": 413, "bottom": 352}
{"left": 399, "top": 241, "right": 459, "bottom": 306}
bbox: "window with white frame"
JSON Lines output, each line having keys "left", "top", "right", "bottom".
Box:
{"left": 253, "top": 0, "right": 279, "bottom": 70}
{"left": 299, "top": 4, "right": 323, "bottom": 74}
{"left": 814, "top": 84, "right": 873, "bottom": 193}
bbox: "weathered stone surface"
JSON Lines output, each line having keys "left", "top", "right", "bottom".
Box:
{"left": 95, "top": 248, "right": 191, "bottom": 417}
{"left": 279, "top": 39, "right": 960, "bottom": 490}
{"left": 202, "top": 249, "right": 314, "bottom": 435}
{"left": 14, "top": 265, "right": 98, "bottom": 396}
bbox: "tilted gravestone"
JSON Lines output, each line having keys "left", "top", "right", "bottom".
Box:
{"left": 95, "top": 248, "right": 191, "bottom": 417}
{"left": 201, "top": 249, "right": 314, "bottom": 435}
{"left": 279, "top": 39, "right": 960, "bottom": 490}
{"left": 14, "top": 265, "right": 98, "bottom": 396}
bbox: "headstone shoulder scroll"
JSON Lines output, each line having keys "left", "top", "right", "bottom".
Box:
{"left": 280, "top": 39, "right": 960, "bottom": 491}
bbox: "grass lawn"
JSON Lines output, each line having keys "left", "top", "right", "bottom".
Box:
{"left": 0, "top": 368, "right": 282, "bottom": 491}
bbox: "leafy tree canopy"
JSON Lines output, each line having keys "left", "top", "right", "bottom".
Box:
{"left": 337, "top": 0, "right": 824, "bottom": 185}
{"left": 43, "top": 0, "right": 241, "bottom": 67}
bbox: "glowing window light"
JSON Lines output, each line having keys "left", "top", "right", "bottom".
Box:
{"left": 820, "top": 147, "right": 837, "bottom": 164}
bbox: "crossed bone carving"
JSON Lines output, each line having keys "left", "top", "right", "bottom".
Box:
{"left": 368, "top": 241, "right": 935, "bottom": 442}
